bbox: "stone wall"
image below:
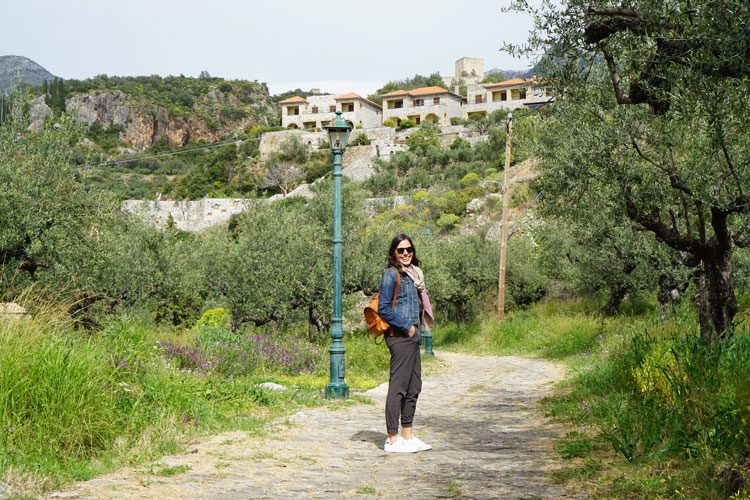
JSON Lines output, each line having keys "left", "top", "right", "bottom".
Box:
{"left": 121, "top": 198, "right": 253, "bottom": 232}
{"left": 342, "top": 145, "right": 378, "bottom": 182}
{"left": 259, "top": 129, "right": 327, "bottom": 160}
{"left": 259, "top": 125, "right": 484, "bottom": 179}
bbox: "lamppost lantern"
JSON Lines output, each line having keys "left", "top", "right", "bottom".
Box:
{"left": 325, "top": 111, "right": 351, "bottom": 152}
{"left": 324, "top": 110, "right": 352, "bottom": 399}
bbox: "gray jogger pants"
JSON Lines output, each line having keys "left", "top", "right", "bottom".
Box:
{"left": 385, "top": 332, "right": 422, "bottom": 435}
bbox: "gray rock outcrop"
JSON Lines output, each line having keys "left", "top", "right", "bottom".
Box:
{"left": 0, "top": 55, "right": 56, "bottom": 95}
{"left": 27, "top": 95, "right": 52, "bottom": 132}
{"left": 0, "top": 302, "right": 31, "bottom": 320}
{"left": 363, "top": 196, "right": 411, "bottom": 217}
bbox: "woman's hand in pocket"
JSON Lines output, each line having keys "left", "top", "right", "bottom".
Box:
{"left": 407, "top": 325, "right": 417, "bottom": 337}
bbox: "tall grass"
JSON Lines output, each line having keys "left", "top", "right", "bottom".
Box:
{"left": 0, "top": 298, "right": 391, "bottom": 493}
{"left": 433, "top": 298, "right": 610, "bottom": 361}
{"left": 433, "top": 299, "right": 750, "bottom": 497}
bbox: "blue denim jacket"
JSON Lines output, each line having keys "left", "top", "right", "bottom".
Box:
{"left": 377, "top": 268, "right": 420, "bottom": 335}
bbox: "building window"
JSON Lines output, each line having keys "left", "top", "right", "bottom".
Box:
{"left": 311, "top": 106, "right": 319, "bottom": 113}
{"left": 519, "top": 89, "right": 527, "bottom": 99}
{"left": 475, "top": 95, "right": 483, "bottom": 103}
{"left": 413, "top": 99, "right": 424, "bottom": 107}
{"left": 388, "top": 100, "right": 404, "bottom": 109}
{"left": 287, "top": 106, "right": 300, "bottom": 115}
{"left": 433, "top": 97, "right": 440, "bottom": 105}
{"left": 342, "top": 102, "right": 355, "bottom": 112}
{"left": 329, "top": 105, "right": 336, "bottom": 112}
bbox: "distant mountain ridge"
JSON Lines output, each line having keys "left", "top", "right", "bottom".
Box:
{"left": 485, "top": 67, "right": 540, "bottom": 80}
{"left": 0, "top": 55, "right": 57, "bottom": 95}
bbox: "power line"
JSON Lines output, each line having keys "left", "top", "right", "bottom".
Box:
{"left": 81, "top": 136, "right": 263, "bottom": 169}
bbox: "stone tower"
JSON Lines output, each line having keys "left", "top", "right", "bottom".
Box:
{"left": 455, "top": 57, "right": 484, "bottom": 83}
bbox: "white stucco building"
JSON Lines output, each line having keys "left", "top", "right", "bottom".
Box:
{"left": 464, "top": 78, "right": 554, "bottom": 118}
{"left": 381, "top": 86, "right": 466, "bottom": 127}
{"left": 279, "top": 93, "right": 382, "bottom": 130}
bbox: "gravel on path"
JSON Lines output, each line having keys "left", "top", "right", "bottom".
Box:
{"left": 51, "top": 352, "right": 578, "bottom": 499}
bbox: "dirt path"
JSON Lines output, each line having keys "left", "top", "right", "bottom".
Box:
{"left": 51, "top": 353, "right": 576, "bottom": 499}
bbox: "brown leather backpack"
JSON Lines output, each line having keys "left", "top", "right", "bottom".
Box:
{"left": 363, "top": 272, "right": 400, "bottom": 344}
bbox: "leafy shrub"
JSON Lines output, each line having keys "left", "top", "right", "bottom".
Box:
{"left": 383, "top": 118, "right": 398, "bottom": 128}
{"left": 396, "top": 119, "right": 416, "bottom": 131}
{"left": 196, "top": 308, "right": 231, "bottom": 329}
{"left": 279, "top": 136, "right": 309, "bottom": 163}
{"left": 221, "top": 106, "right": 247, "bottom": 120}
{"left": 405, "top": 126, "right": 440, "bottom": 154}
{"left": 389, "top": 151, "right": 416, "bottom": 175}
{"left": 450, "top": 137, "right": 471, "bottom": 150}
{"left": 437, "top": 213, "right": 460, "bottom": 231}
{"left": 350, "top": 133, "right": 371, "bottom": 146}
{"left": 459, "top": 172, "right": 481, "bottom": 188}
{"left": 412, "top": 190, "right": 430, "bottom": 204}
{"left": 365, "top": 171, "right": 398, "bottom": 194}
{"left": 507, "top": 237, "right": 548, "bottom": 306}
{"left": 402, "top": 171, "right": 432, "bottom": 190}
{"left": 303, "top": 156, "right": 330, "bottom": 183}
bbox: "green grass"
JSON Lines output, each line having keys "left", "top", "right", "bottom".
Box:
{"left": 432, "top": 299, "right": 750, "bottom": 498}
{"left": 446, "top": 480, "right": 463, "bottom": 496}
{"left": 145, "top": 464, "right": 191, "bottom": 477}
{"left": 0, "top": 308, "right": 393, "bottom": 496}
{"left": 433, "top": 299, "right": 610, "bottom": 361}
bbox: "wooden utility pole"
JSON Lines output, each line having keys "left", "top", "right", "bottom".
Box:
{"left": 497, "top": 112, "right": 512, "bottom": 321}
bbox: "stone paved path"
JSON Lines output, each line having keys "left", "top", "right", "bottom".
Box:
{"left": 52, "top": 353, "right": 577, "bottom": 499}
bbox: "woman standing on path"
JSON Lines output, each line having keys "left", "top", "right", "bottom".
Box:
{"left": 377, "top": 233, "right": 434, "bottom": 453}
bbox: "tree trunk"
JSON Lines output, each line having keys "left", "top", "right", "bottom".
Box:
{"left": 308, "top": 305, "right": 328, "bottom": 341}
{"left": 602, "top": 285, "right": 629, "bottom": 316}
{"left": 657, "top": 272, "right": 689, "bottom": 319}
{"left": 696, "top": 247, "right": 737, "bottom": 343}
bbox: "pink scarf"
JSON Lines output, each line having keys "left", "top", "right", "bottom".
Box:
{"left": 402, "top": 264, "right": 435, "bottom": 329}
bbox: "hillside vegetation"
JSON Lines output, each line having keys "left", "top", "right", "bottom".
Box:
{"left": 2, "top": 7, "right": 750, "bottom": 493}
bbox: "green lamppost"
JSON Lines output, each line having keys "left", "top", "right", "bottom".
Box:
{"left": 324, "top": 111, "right": 351, "bottom": 399}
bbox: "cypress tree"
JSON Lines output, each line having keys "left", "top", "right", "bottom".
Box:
{"left": 58, "top": 79, "right": 66, "bottom": 112}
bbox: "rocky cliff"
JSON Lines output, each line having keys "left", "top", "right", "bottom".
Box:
{"left": 66, "top": 81, "right": 276, "bottom": 151}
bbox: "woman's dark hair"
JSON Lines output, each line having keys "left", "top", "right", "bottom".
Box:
{"left": 387, "top": 233, "right": 420, "bottom": 269}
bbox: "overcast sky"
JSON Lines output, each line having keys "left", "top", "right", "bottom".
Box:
{"left": 3, "top": 0, "right": 537, "bottom": 96}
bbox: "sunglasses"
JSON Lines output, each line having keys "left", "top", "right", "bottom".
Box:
{"left": 395, "top": 246, "right": 414, "bottom": 255}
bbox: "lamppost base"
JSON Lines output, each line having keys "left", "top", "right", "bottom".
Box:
{"left": 325, "top": 383, "right": 349, "bottom": 399}
{"left": 422, "top": 327, "right": 435, "bottom": 357}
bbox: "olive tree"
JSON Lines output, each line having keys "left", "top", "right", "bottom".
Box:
{"left": 0, "top": 106, "right": 114, "bottom": 295}
{"left": 509, "top": 0, "right": 750, "bottom": 341}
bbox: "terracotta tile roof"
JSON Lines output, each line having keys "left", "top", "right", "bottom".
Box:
{"left": 380, "top": 89, "right": 409, "bottom": 97}
{"left": 279, "top": 96, "right": 307, "bottom": 104}
{"left": 334, "top": 92, "right": 383, "bottom": 110}
{"left": 381, "top": 86, "right": 465, "bottom": 102}
{"left": 407, "top": 86, "right": 451, "bottom": 96}
{"left": 483, "top": 78, "right": 529, "bottom": 89}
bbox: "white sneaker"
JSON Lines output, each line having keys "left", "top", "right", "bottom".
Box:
{"left": 405, "top": 436, "right": 432, "bottom": 451}
{"left": 384, "top": 436, "right": 418, "bottom": 453}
